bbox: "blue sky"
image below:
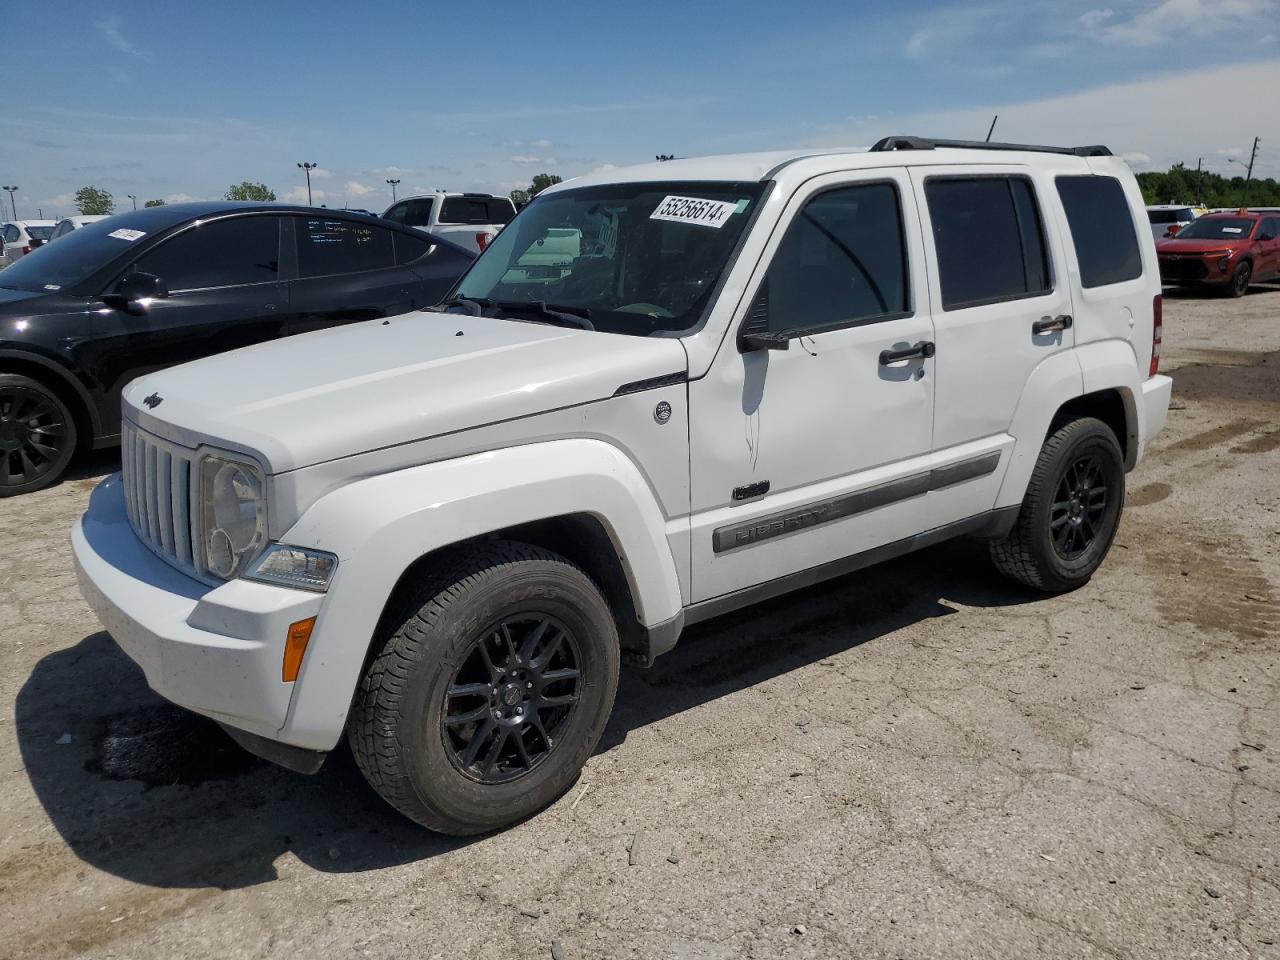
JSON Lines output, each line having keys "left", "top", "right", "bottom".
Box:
{"left": 4, "top": 0, "right": 1279, "bottom": 219}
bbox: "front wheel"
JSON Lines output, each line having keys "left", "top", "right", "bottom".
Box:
{"left": 1226, "top": 260, "right": 1252, "bottom": 298}
{"left": 349, "top": 541, "right": 620, "bottom": 834}
{"left": 989, "top": 417, "right": 1125, "bottom": 593}
{"left": 0, "top": 373, "right": 78, "bottom": 497}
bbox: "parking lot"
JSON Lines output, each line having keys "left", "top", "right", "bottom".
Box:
{"left": 1, "top": 289, "right": 1277, "bottom": 959}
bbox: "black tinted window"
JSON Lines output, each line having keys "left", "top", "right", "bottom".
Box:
{"left": 402, "top": 199, "right": 434, "bottom": 227}
{"left": 296, "top": 217, "right": 395, "bottom": 278}
{"left": 1262, "top": 218, "right": 1280, "bottom": 238}
{"left": 135, "top": 216, "right": 280, "bottom": 290}
{"left": 440, "top": 197, "right": 509, "bottom": 225}
{"left": 761, "top": 183, "right": 909, "bottom": 334}
{"left": 926, "top": 177, "right": 1051, "bottom": 310}
{"left": 1057, "top": 176, "right": 1143, "bottom": 288}
{"left": 393, "top": 231, "right": 433, "bottom": 264}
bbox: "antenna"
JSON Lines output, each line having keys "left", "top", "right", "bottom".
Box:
{"left": 985, "top": 115, "right": 998, "bottom": 143}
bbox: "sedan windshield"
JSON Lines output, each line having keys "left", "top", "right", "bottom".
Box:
{"left": 1174, "top": 217, "right": 1256, "bottom": 240}
{"left": 0, "top": 216, "right": 136, "bottom": 291}
{"left": 454, "top": 181, "right": 765, "bottom": 335}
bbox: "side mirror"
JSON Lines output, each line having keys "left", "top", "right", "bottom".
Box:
{"left": 737, "top": 281, "right": 791, "bottom": 352}
{"left": 103, "top": 272, "right": 169, "bottom": 313}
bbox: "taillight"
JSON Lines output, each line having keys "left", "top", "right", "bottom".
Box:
{"left": 475, "top": 232, "right": 493, "bottom": 251}
{"left": 1149, "top": 294, "right": 1162, "bottom": 378}
{"left": 21, "top": 245, "right": 31, "bottom": 256}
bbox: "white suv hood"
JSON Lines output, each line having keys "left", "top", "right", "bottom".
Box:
{"left": 122, "top": 311, "right": 688, "bottom": 472}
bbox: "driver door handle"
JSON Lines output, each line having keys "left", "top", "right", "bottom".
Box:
{"left": 879, "top": 341, "right": 935, "bottom": 365}
{"left": 1033, "top": 314, "right": 1073, "bottom": 334}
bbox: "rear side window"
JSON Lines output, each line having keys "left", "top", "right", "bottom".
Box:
{"left": 393, "top": 231, "right": 433, "bottom": 264}
{"left": 925, "top": 177, "right": 1050, "bottom": 310}
{"left": 295, "top": 217, "right": 395, "bottom": 278}
{"left": 760, "top": 182, "right": 910, "bottom": 334}
{"left": 1057, "top": 176, "right": 1143, "bottom": 288}
{"left": 440, "top": 197, "right": 510, "bottom": 225}
{"left": 1262, "top": 217, "right": 1280, "bottom": 239}
{"left": 135, "top": 216, "right": 281, "bottom": 291}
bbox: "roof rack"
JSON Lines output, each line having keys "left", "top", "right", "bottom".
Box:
{"left": 870, "top": 136, "right": 1112, "bottom": 158}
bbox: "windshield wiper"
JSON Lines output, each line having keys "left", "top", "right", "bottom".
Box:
{"left": 438, "top": 296, "right": 492, "bottom": 315}
{"left": 489, "top": 299, "right": 595, "bottom": 331}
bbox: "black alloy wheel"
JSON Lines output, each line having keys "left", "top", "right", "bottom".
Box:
{"left": 1049, "top": 454, "right": 1109, "bottom": 560}
{"left": 443, "top": 614, "right": 582, "bottom": 784}
{"left": 1229, "top": 260, "right": 1252, "bottom": 298}
{"left": 0, "top": 375, "right": 77, "bottom": 496}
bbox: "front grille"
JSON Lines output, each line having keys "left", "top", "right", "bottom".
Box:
{"left": 1159, "top": 256, "right": 1210, "bottom": 281}
{"left": 121, "top": 420, "right": 204, "bottom": 577}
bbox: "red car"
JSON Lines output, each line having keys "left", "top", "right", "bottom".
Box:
{"left": 1156, "top": 210, "right": 1280, "bottom": 296}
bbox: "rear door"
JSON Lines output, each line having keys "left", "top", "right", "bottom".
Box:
{"left": 87, "top": 213, "right": 288, "bottom": 432}
{"left": 284, "top": 215, "right": 432, "bottom": 334}
{"left": 910, "top": 164, "right": 1076, "bottom": 525}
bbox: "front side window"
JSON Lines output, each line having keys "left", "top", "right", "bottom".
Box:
{"left": 1056, "top": 176, "right": 1143, "bottom": 288}
{"left": 295, "top": 217, "right": 395, "bottom": 278}
{"left": 1259, "top": 218, "right": 1280, "bottom": 240}
{"left": 456, "top": 180, "right": 764, "bottom": 336}
{"left": 757, "top": 182, "right": 909, "bottom": 335}
{"left": 926, "top": 176, "right": 1051, "bottom": 310}
{"left": 134, "top": 216, "right": 281, "bottom": 291}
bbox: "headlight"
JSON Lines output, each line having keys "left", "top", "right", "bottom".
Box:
{"left": 245, "top": 544, "right": 338, "bottom": 592}
{"left": 1217, "top": 253, "right": 1233, "bottom": 271}
{"left": 199, "top": 454, "right": 267, "bottom": 579}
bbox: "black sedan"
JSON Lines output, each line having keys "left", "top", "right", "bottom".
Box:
{"left": 0, "top": 202, "right": 475, "bottom": 495}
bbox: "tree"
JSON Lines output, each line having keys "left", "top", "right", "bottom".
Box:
{"left": 75, "top": 186, "right": 114, "bottom": 216}
{"left": 144, "top": 199, "right": 166, "bottom": 208}
{"left": 509, "top": 188, "right": 530, "bottom": 206}
{"left": 528, "top": 173, "right": 562, "bottom": 199}
{"left": 1135, "top": 165, "right": 1280, "bottom": 208}
{"left": 224, "top": 181, "right": 276, "bottom": 202}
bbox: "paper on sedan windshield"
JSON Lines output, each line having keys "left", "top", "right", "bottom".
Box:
{"left": 107, "top": 228, "right": 146, "bottom": 241}
{"left": 650, "top": 195, "right": 739, "bottom": 229}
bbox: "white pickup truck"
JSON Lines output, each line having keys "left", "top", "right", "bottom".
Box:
{"left": 74, "top": 136, "right": 1172, "bottom": 835}
{"left": 381, "top": 191, "right": 515, "bottom": 254}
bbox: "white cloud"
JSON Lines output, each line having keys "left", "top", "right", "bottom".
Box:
{"left": 905, "top": 29, "right": 931, "bottom": 59}
{"left": 588, "top": 163, "right": 618, "bottom": 175}
{"left": 165, "top": 192, "right": 195, "bottom": 204}
{"left": 1120, "top": 151, "right": 1153, "bottom": 168}
{"left": 344, "top": 180, "right": 375, "bottom": 197}
{"left": 282, "top": 186, "right": 329, "bottom": 204}
{"left": 530, "top": 138, "right": 552, "bottom": 148}
{"left": 806, "top": 60, "right": 1280, "bottom": 178}
{"left": 510, "top": 154, "right": 557, "bottom": 166}
{"left": 1083, "top": 0, "right": 1277, "bottom": 46}
{"left": 306, "top": 167, "right": 332, "bottom": 179}
{"left": 96, "top": 17, "right": 148, "bottom": 59}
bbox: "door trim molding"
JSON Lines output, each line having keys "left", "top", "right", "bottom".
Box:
{"left": 711, "top": 451, "right": 1001, "bottom": 553}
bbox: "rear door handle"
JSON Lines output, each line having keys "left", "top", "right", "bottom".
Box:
{"left": 1033, "top": 314, "right": 1073, "bottom": 334}
{"left": 879, "top": 341, "right": 935, "bottom": 365}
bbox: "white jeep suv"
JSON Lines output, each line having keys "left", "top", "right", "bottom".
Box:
{"left": 74, "top": 137, "right": 1172, "bottom": 835}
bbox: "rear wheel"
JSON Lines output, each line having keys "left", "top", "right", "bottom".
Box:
{"left": 1226, "top": 260, "right": 1252, "bottom": 298}
{"left": 349, "top": 541, "right": 619, "bottom": 834}
{"left": 989, "top": 417, "right": 1125, "bottom": 593}
{"left": 0, "top": 374, "right": 77, "bottom": 497}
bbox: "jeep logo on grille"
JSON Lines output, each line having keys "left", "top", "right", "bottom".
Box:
{"left": 142, "top": 393, "right": 163, "bottom": 409}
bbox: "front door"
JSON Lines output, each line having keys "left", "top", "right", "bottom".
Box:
{"left": 688, "top": 171, "right": 937, "bottom": 603}
{"left": 88, "top": 214, "right": 287, "bottom": 436}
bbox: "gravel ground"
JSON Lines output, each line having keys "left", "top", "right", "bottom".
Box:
{"left": 2, "top": 287, "right": 1278, "bottom": 960}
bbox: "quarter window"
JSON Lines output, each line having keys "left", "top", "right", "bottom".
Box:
{"left": 295, "top": 217, "right": 395, "bottom": 278}
{"left": 1056, "top": 176, "right": 1143, "bottom": 288}
{"left": 925, "top": 177, "right": 1051, "bottom": 310}
{"left": 133, "top": 216, "right": 281, "bottom": 291}
{"left": 758, "top": 182, "right": 910, "bottom": 334}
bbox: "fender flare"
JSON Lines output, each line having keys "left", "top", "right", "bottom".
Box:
{"left": 0, "top": 348, "right": 103, "bottom": 438}
{"left": 276, "top": 438, "right": 683, "bottom": 750}
{"left": 1077, "top": 338, "right": 1142, "bottom": 466}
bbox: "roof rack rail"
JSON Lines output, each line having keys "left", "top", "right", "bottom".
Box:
{"left": 870, "top": 136, "right": 1112, "bottom": 158}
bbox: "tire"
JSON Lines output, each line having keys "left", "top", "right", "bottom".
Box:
{"left": 349, "top": 540, "right": 620, "bottom": 835}
{"left": 1226, "top": 260, "right": 1252, "bottom": 298}
{"left": 989, "top": 417, "right": 1125, "bottom": 593}
{"left": 0, "top": 373, "right": 78, "bottom": 497}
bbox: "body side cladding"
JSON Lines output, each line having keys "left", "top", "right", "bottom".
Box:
{"left": 713, "top": 451, "right": 1000, "bottom": 553}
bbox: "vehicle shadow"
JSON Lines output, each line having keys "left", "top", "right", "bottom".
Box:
{"left": 16, "top": 536, "right": 1038, "bottom": 890}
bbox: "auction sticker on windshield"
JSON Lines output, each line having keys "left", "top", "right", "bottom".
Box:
{"left": 651, "top": 195, "right": 739, "bottom": 229}
{"left": 108, "top": 228, "right": 146, "bottom": 241}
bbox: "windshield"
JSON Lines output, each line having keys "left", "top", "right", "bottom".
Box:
{"left": 0, "top": 216, "right": 138, "bottom": 291}
{"left": 455, "top": 180, "right": 764, "bottom": 335}
{"left": 25, "top": 226, "right": 54, "bottom": 241}
{"left": 1174, "top": 217, "right": 1256, "bottom": 240}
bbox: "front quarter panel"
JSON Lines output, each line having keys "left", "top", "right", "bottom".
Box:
{"left": 275, "top": 438, "right": 683, "bottom": 750}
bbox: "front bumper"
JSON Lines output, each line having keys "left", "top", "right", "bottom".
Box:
{"left": 72, "top": 475, "right": 326, "bottom": 754}
{"left": 1158, "top": 256, "right": 1231, "bottom": 284}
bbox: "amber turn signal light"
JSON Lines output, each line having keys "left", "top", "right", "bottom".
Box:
{"left": 282, "top": 617, "right": 317, "bottom": 682}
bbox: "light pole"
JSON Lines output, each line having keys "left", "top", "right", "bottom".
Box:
{"left": 386, "top": 178, "right": 400, "bottom": 202}
{"left": 297, "top": 162, "right": 318, "bottom": 205}
{"left": 1, "top": 186, "right": 16, "bottom": 219}
{"left": 1227, "top": 137, "right": 1260, "bottom": 207}
{"left": 128, "top": 194, "right": 137, "bottom": 211}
